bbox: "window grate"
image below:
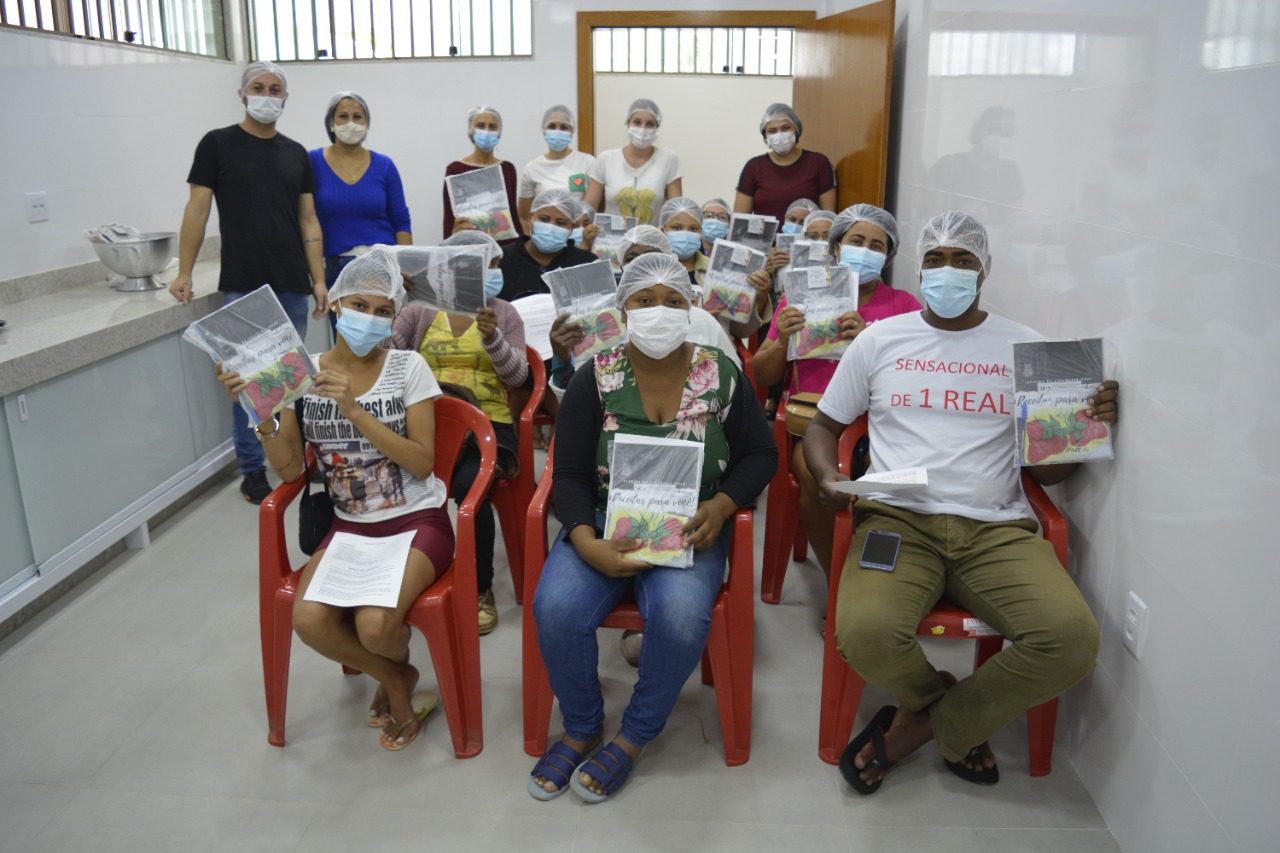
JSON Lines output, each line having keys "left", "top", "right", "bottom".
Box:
{"left": 249, "top": 0, "right": 531, "bottom": 61}
{"left": 928, "top": 30, "right": 1078, "bottom": 77}
{"left": 591, "top": 26, "right": 793, "bottom": 77}
{"left": 1, "top": 0, "right": 224, "bottom": 57}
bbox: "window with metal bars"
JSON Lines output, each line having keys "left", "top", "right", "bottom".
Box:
{"left": 591, "top": 26, "right": 794, "bottom": 76}
{"left": 1, "top": 0, "right": 225, "bottom": 57}
{"left": 249, "top": 0, "right": 531, "bottom": 61}
{"left": 927, "top": 30, "right": 1078, "bottom": 77}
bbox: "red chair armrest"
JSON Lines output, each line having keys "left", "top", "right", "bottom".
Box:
{"left": 258, "top": 447, "right": 315, "bottom": 583}
{"left": 1021, "top": 471, "right": 1069, "bottom": 568}
{"left": 523, "top": 437, "right": 556, "bottom": 602}
{"left": 724, "top": 508, "right": 755, "bottom": 597}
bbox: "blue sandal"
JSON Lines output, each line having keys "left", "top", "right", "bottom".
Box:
{"left": 528, "top": 738, "right": 599, "bottom": 801}
{"left": 570, "top": 741, "right": 639, "bottom": 804}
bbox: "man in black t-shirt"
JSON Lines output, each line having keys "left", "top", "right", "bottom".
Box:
{"left": 170, "top": 60, "right": 328, "bottom": 504}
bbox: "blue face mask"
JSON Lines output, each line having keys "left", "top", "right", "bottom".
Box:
{"left": 838, "top": 245, "right": 888, "bottom": 285}
{"left": 920, "top": 265, "right": 980, "bottom": 318}
{"left": 335, "top": 306, "right": 393, "bottom": 357}
{"left": 472, "top": 129, "right": 500, "bottom": 152}
{"left": 701, "top": 218, "right": 729, "bottom": 242}
{"left": 570, "top": 226, "right": 584, "bottom": 244}
{"left": 484, "top": 268, "right": 504, "bottom": 300}
{"left": 544, "top": 129, "right": 572, "bottom": 152}
{"left": 667, "top": 230, "right": 703, "bottom": 259}
{"left": 531, "top": 221, "right": 570, "bottom": 254}
{"left": 781, "top": 221, "right": 803, "bottom": 235}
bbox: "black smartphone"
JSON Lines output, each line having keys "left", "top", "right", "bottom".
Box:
{"left": 859, "top": 530, "right": 901, "bottom": 572}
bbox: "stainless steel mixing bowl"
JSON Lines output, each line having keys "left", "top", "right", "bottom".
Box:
{"left": 89, "top": 232, "right": 176, "bottom": 291}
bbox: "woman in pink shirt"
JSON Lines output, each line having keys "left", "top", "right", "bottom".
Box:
{"left": 752, "top": 204, "right": 921, "bottom": 578}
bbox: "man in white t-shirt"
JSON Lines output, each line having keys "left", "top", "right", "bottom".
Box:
{"left": 804, "top": 212, "right": 1119, "bottom": 795}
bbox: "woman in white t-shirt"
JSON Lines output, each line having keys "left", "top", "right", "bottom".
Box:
{"left": 584, "top": 98, "right": 682, "bottom": 226}
{"left": 518, "top": 105, "right": 596, "bottom": 234}
{"left": 216, "top": 249, "right": 451, "bottom": 754}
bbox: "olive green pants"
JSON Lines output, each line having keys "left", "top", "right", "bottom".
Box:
{"left": 834, "top": 499, "right": 1099, "bottom": 763}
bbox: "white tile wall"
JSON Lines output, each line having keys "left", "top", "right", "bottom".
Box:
{"left": 883, "top": 1, "right": 1280, "bottom": 851}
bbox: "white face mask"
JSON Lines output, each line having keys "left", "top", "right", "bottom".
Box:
{"left": 628, "top": 126, "right": 659, "bottom": 149}
{"left": 245, "top": 95, "right": 285, "bottom": 124}
{"left": 333, "top": 121, "right": 367, "bottom": 145}
{"left": 625, "top": 305, "right": 689, "bottom": 359}
{"left": 766, "top": 130, "right": 796, "bottom": 155}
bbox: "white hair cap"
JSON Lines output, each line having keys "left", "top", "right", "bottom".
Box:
{"left": 541, "top": 104, "right": 575, "bottom": 130}
{"left": 658, "top": 197, "right": 703, "bottom": 228}
{"left": 759, "top": 102, "right": 802, "bottom": 137}
{"left": 443, "top": 230, "right": 504, "bottom": 265}
{"left": 702, "top": 197, "right": 731, "bottom": 216}
{"left": 831, "top": 204, "right": 900, "bottom": 257}
{"left": 530, "top": 188, "right": 579, "bottom": 221}
{"left": 241, "top": 60, "right": 287, "bottom": 92}
{"left": 617, "top": 253, "right": 694, "bottom": 309}
{"left": 577, "top": 202, "right": 597, "bottom": 223}
{"left": 324, "top": 91, "right": 369, "bottom": 142}
{"left": 329, "top": 247, "right": 405, "bottom": 312}
{"left": 466, "top": 104, "right": 503, "bottom": 130}
{"left": 625, "top": 98, "right": 663, "bottom": 125}
{"left": 917, "top": 211, "right": 991, "bottom": 274}
{"left": 618, "top": 225, "right": 671, "bottom": 261}
{"left": 803, "top": 210, "right": 836, "bottom": 229}
{"left": 785, "top": 198, "right": 819, "bottom": 218}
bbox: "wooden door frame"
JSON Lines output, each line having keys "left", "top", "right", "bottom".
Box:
{"left": 576, "top": 10, "right": 818, "bottom": 154}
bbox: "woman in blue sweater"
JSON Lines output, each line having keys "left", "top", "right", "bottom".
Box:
{"left": 309, "top": 92, "right": 413, "bottom": 304}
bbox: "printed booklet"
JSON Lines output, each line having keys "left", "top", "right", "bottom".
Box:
{"left": 1013, "top": 338, "right": 1114, "bottom": 466}
{"left": 590, "top": 213, "right": 637, "bottom": 274}
{"left": 445, "top": 165, "right": 518, "bottom": 241}
{"left": 182, "top": 284, "right": 315, "bottom": 426}
{"left": 397, "top": 244, "right": 488, "bottom": 316}
{"left": 704, "top": 239, "right": 766, "bottom": 324}
{"left": 543, "top": 259, "right": 626, "bottom": 364}
{"left": 728, "top": 213, "right": 779, "bottom": 253}
{"left": 603, "top": 434, "right": 704, "bottom": 568}
{"left": 783, "top": 265, "right": 856, "bottom": 361}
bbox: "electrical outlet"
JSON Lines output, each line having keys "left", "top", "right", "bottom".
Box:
{"left": 17, "top": 395, "right": 29, "bottom": 422}
{"left": 1122, "top": 591, "right": 1149, "bottom": 659}
{"left": 25, "top": 192, "right": 49, "bottom": 223}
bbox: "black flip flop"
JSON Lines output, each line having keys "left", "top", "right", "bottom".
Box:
{"left": 944, "top": 744, "right": 1000, "bottom": 785}
{"left": 839, "top": 704, "right": 898, "bottom": 795}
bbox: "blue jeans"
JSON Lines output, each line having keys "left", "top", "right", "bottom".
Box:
{"left": 226, "top": 289, "right": 311, "bottom": 474}
{"left": 532, "top": 515, "right": 729, "bottom": 748}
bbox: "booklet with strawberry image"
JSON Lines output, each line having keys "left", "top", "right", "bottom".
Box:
{"left": 603, "top": 434, "right": 705, "bottom": 569}
{"left": 543, "top": 259, "right": 627, "bottom": 366}
{"left": 183, "top": 284, "right": 317, "bottom": 426}
{"left": 445, "top": 164, "right": 519, "bottom": 241}
{"left": 728, "top": 213, "right": 779, "bottom": 253}
{"left": 590, "top": 213, "right": 637, "bottom": 274}
{"left": 784, "top": 265, "right": 856, "bottom": 361}
{"left": 704, "top": 239, "right": 766, "bottom": 324}
{"left": 1013, "top": 338, "right": 1114, "bottom": 466}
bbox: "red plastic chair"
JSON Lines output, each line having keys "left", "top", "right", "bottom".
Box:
{"left": 521, "top": 441, "right": 756, "bottom": 766}
{"left": 258, "top": 396, "right": 498, "bottom": 757}
{"left": 816, "top": 419, "right": 1068, "bottom": 775}
{"left": 760, "top": 376, "right": 810, "bottom": 604}
{"left": 491, "top": 345, "right": 547, "bottom": 605}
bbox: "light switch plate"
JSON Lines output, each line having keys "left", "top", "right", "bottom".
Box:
{"left": 25, "top": 192, "right": 49, "bottom": 223}
{"left": 1123, "top": 591, "right": 1149, "bottom": 659}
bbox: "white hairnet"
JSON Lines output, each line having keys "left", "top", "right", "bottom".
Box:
{"left": 443, "top": 230, "right": 503, "bottom": 265}
{"left": 804, "top": 210, "right": 836, "bottom": 229}
{"left": 830, "top": 204, "right": 900, "bottom": 257}
{"left": 577, "top": 203, "right": 597, "bottom": 223}
{"left": 785, "top": 198, "right": 819, "bottom": 218}
{"left": 617, "top": 253, "right": 694, "bottom": 308}
{"left": 240, "top": 60, "right": 287, "bottom": 92}
{"left": 918, "top": 211, "right": 990, "bottom": 273}
{"left": 324, "top": 91, "right": 369, "bottom": 142}
{"left": 541, "top": 104, "right": 575, "bottom": 130}
{"left": 759, "top": 102, "right": 802, "bottom": 137}
{"left": 702, "top": 198, "right": 731, "bottom": 217}
{"left": 329, "top": 247, "right": 405, "bottom": 312}
{"left": 530, "top": 188, "right": 579, "bottom": 221}
{"left": 625, "top": 98, "right": 662, "bottom": 125}
{"left": 618, "top": 225, "right": 671, "bottom": 261}
{"left": 658, "top": 197, "right": 703, "bottom": 228}
{"left": 466, "top": 104, "right": 503, "bottom": 130}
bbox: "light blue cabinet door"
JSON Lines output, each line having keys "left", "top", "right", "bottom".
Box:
{"left": 0, "top": 411, "right": 36, "bottom": 593}
{"left": 179, "top": 335, "right": 232, "bottom": 458}
{"left": 4, "top": 334, "right": 199, "bottom": 564}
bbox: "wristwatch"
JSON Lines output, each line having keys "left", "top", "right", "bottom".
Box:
{"left": 255, "top": 416, "right": 282, "bottom": 441}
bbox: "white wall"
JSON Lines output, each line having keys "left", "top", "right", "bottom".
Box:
{"left": 888, "top": 2, "right": 1280, "bottom": 852}
{"left": 0, "top": 31, "right": 242, "bottom": 281}
{"left": 593, "top": 72, "right": 794, "bottom": 205}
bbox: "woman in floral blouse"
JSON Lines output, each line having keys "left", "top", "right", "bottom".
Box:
{"left": 528, "top": 253, "right": 776, "bottom": 803}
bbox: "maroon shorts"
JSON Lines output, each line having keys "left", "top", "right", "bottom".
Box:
{"left": 319, "top": 506, "right": 456, "bottom": 573}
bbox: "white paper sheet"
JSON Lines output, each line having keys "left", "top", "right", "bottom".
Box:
{"left": 830, "top": 467, "right": 929, "bottom": 496}
{"left": 510, "top": 293, "right": 557, "bottom": 361}
{"left": 303, "top": 530, "right": 415, "bottom": 609}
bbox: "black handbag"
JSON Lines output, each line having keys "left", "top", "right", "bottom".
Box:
{"left": 294, "top": 399, "right": 334, "bottom": 555}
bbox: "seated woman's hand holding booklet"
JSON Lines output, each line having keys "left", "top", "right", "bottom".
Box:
{"left": 603, "top": 434, "right": 705, "bottom": 569}
{"left": 182, "top": 284, "right": 315, "bottom": 425}
{"left": 784, "top": 265, "right": 856, "bottom": 361}
{"left": 544, "top": 259, "right": 626, "bottom": 365}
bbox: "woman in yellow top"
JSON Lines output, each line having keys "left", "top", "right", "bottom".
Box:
{"left": 391, "top": 231, "right": 527, "bottom": 634}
